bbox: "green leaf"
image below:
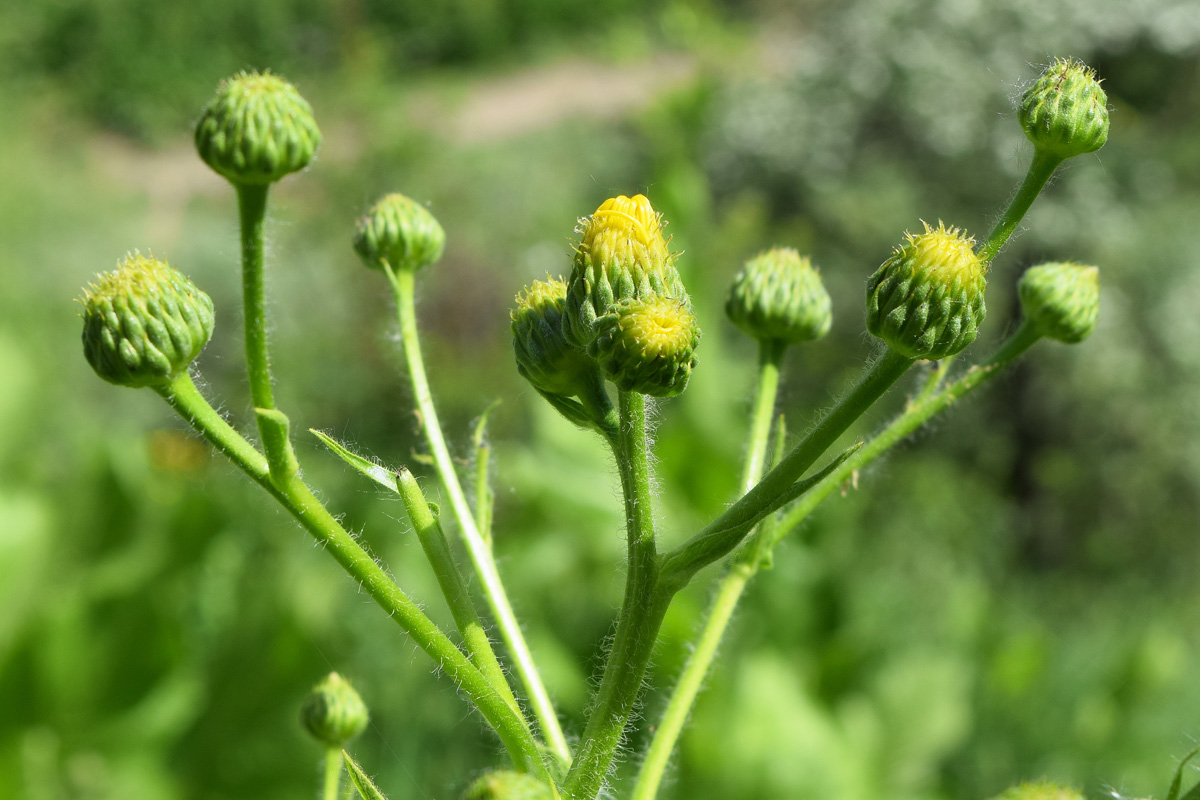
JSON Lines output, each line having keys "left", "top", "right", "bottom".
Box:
{"left": 310, "top": 429, "right": 400, "bottom": 494}
{"left": 342, "top": 750, "right": 390, "bottom": 800}
{"left": 1167, "top": 745, "right": 1200, "bottom": 800}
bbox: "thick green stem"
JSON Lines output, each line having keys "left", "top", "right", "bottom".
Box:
{"left": 322, "top": 746, "right": 342, "bottom": 800}
{"left": 237, "top": 183, "right": 274, "bottom": 411}
{"left": 155, "top": 373, "right": 547, "bottom": 777}
{"left": 977, "top": 149, "right": 1064, "bottom": 264}
{"left": 662, "top": 348, "right": 915, "bottom": 588}
{"left": 387, "top": 266, "right": 570, "bottom": 763}
{"left": 396, "top": 468, "right": 521, "bottom": 716}
{"left": 632, "top": 341, "right": 785, "bottom": 800}
{"left": 565, "top": 391, "right": 670, "bottom": 800}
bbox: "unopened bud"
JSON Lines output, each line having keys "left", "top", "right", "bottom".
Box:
{"left": 989, "top": 781, "right": 1085, "bottom": 800}
{"left": 590, "top": 295, "right": 700, "bottom": 397}
{"left": 462, "top": 771, "right": 555, "bottom": 800}
{"left": 563, "top": 194, "right": 689, "bottom": 350}
{"left": 301, "top": 672, "right": 369, "bottom": 748}
{"left": 195, "top": 71, "right": 320, "bottom": 186}
{"left": 1018, "top": 262, "right": 1099, "bottom": 343}
{"left": 512, "top": 278, "right": 603, "bottom": 397}
{"left": 866, "top": 222, "right": 987, "bottom": 360}
{"left": 353, "top": 193, "right": 446, "bottom": 273}
{"left": 1019, "top": 58, "right": 1109, "bottom": 159}
{"left": 80, "top": 253, "right": 215, "bottom": 388}
{"left": 726, "top": 248, "right": 832, "bottom": 344}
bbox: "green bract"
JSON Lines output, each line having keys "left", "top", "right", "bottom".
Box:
{"left": 590, "top": 295, "right": 700, "bottom": 397}
{"left": 300, "top": 672, "right": 369, "bottom": 748}
{"left": 80, "top": 253, "right": 215, "bottom": 388}
{"left": 563, "top": 194, "right": 689, "bottom": 351}
{"left": 511, "top": 278, "right": 601, "bottom": 397}
{"left": 195, "top": 71, "right": 321, "bottom": 186}
{"left": 1018, "top": 262, "right": 1100, "bottom": 343}
{"left": 353, "top": 193, "right": 447, "bottom": 272}
{"left": 866, "top": 222, "right": 987, "bottom": 360}
{"left": 726, "top": 248, "right": 832, "bottom": 344}
{"left": 1019, "top": 58, "right": 1109, "bottom": 159}
{"left": 462, "top": 771, "right": 555, "bottom": 800}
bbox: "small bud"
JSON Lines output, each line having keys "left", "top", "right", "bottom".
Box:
{"left": 301, "top": 672, "right": 369, "bottom": 748}
{"left": 1019, "top": 58, "right": 1109, "bottom": 159}
{"left": 866, "top": 222, "right": 987, "bottom": 360}
{"left": 563, "top": 194, "right": 689, "bottom": 351}
{"left": 726, "top": 248, "right": 832, "bottom": 345}
{"left": 353, "top": 193, "right": 446, "bottom": 273}
{"left": 512, "top": 278, "right": 602, "bottom": 397}
{"left": 195, "top": 71, "right": 321, "bottom": 186}
{"left": 461, "top": 770, "right": 555, "bottom": 800}
{"left": 80, "top": 254, "right": 215, "bottom": 388}
{"left": 988, "top": 781, "right": 1086, "bottom": 800}
{"left": 1018, "top": 262, "right": 1099, "bottom": 344}
{"left": 590, "top": 296, "right": 700, "bottom": 397}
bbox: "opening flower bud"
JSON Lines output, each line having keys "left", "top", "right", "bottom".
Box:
{"left": 300, "top": 672, "right": 369, "bottom": 748}
{"left": 866, "top": 222, "right": 987, "bottom": 360}
{"left": 1018, "top": 262, "right": 1099, "bottom": 343}
{"left": 726, "top": 248, "right": 832, "bottom": 345}
{"left": 461, "top": 770, "right": 555, "bottom": 800}
{"left": 563, "top": 194, "right": 689, "bottom": 351}
{"left": 80, "top": 254, "right": 215, "bottom": 388}
{"left": 512, "top": 278, "right": 603, "bottom": 397}
{"left": 989, "top": 781, "right": 1086, "bottom": 800}
{"left": 590, "top": 295, "right": 700, "bottom": 397}
{"left": 353, "top": 193, "right": 446, "bottom": 273}
{"left": 1019, "top": 58, "right": 1109, "bottom": 159}
{"left": 195, "top": 71, "right": 321, "bottom": 186}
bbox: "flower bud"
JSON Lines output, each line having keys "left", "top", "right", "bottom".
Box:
{"left": 300, "top": 672, "right": 369, "bottom": 748}
{"left": 562, "top": 194, "right": 689, "bottom": 351}
{"left": 80, "top": 253, "right": 215, "bottom": 388}
{"left": 512, "top": 278, "right": 602, "bottom": 397}
{"left": 989, "top": 781, "right": 1085, "bottom": 800}
{"left": 866, "top": 222, "right": 987, "bottom": 360}
{"left": 195, "top": 71, "right": 321, "bottom": 186}
{"left": 1018, "top": 262, "right": 1099, "bottom": 344}
{"left": 1019, "top": 58, "right": 1109, "bottom": 159}
{"left": 726, "top": 248, "right": 832, "bottom": 344}
{"left": 590, "top": 296, "right": 700, "bottom": 397}
{"left": 461, "top": 770, "right": 555, "bottom": 800}
{"left": 353, "top": 193, "right": 446, "bottom": 273}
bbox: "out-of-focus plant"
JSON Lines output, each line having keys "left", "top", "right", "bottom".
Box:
{"left": 74, "top": 58, "right": 1168, "bottom": 800}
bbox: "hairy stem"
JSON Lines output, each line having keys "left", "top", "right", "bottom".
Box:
{"left": 977, "top": 149, "right": 1064, "bottom": 264}
{"left": 387, "top": 265, "right": 570, "bottom": 763}
{"left": 155, "top": 373, "right": 547, "bottom": 777}
{"left": 322, "top": 746, "right": 342, "bottom": 800}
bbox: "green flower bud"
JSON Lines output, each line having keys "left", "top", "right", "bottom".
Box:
{"left": 988, "top": 781, "right": 1085, "bottom": 800}
{"left": 726, "top": 248, "right": 832, "bottom": 344}
{"left": 1019, "top": 58, "right": 1109, "bottom": 159}
{"left": 353, "top": 193, "right": 446, "bottom": 273}
{"left": 512, "top": 278, "right": 602, "bottom": 397}
{"left": 195, "top": 71, "right": 321, "bottom": 186}
{"left": 1018, "top": 262, "right": 1099, "bottom": 344}
{"left": 300, "top": 672, "right": 369, "bottom": 748}
{"left": 563, "top": 194, "right": 690, "bottom": 351}
{"left": 80, "top": 253, "right": 215, "bottom": 388}
{"left": 461, "top": 771, "right": 555, "bottom": 800}
{"left": 866, "top": 222, "right": 987, "bottom": 360}
{"left": 590, "top": 296, "right": 700, "bottom": 397}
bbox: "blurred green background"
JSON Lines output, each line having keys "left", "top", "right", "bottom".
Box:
{"left": 2, "top": 0, "right": 1199, "bottom": 798}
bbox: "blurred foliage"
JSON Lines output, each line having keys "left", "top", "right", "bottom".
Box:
{"left": 1, "top": 0, "right": 1199, "bottom": 798}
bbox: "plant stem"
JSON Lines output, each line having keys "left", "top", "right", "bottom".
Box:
{"left": 237, "top": 183, "right": 274, "bottom": 411}
{"left": 322, "top": 746, "right": 342, "bottom": 800}
{"left": 565, "top": 390, "right": 670, "bottom": 800}
{"left": 741, "top": 339, "right": 785, "bottom": 494}
{"left": 661, "top": 348, "right": 915, "bottom": 588}
{"left": 155, "top": 372, "right": 548, "bottom": 777}
{"left": 386, "top": 265, "right": 570, "bottom": 763}
{"left": 977, "top": 149, "right": 1064, "bottom": 264}
{"left": 396, "top": 468, "right": 522, "bottom": 716}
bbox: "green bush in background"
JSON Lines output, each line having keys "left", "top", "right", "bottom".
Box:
{"left": 1, "top": 0, "right": 1198, "bottom": 797}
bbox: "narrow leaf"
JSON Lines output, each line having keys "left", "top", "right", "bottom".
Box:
{"left": 310, "top": 429, "right": 400, "bottom": 494}
{"left": 1167, "top": 745, "right": 1200, "bottom": 800}
{"left": 342, "top": 751, "right": 390, "bottom": 800}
